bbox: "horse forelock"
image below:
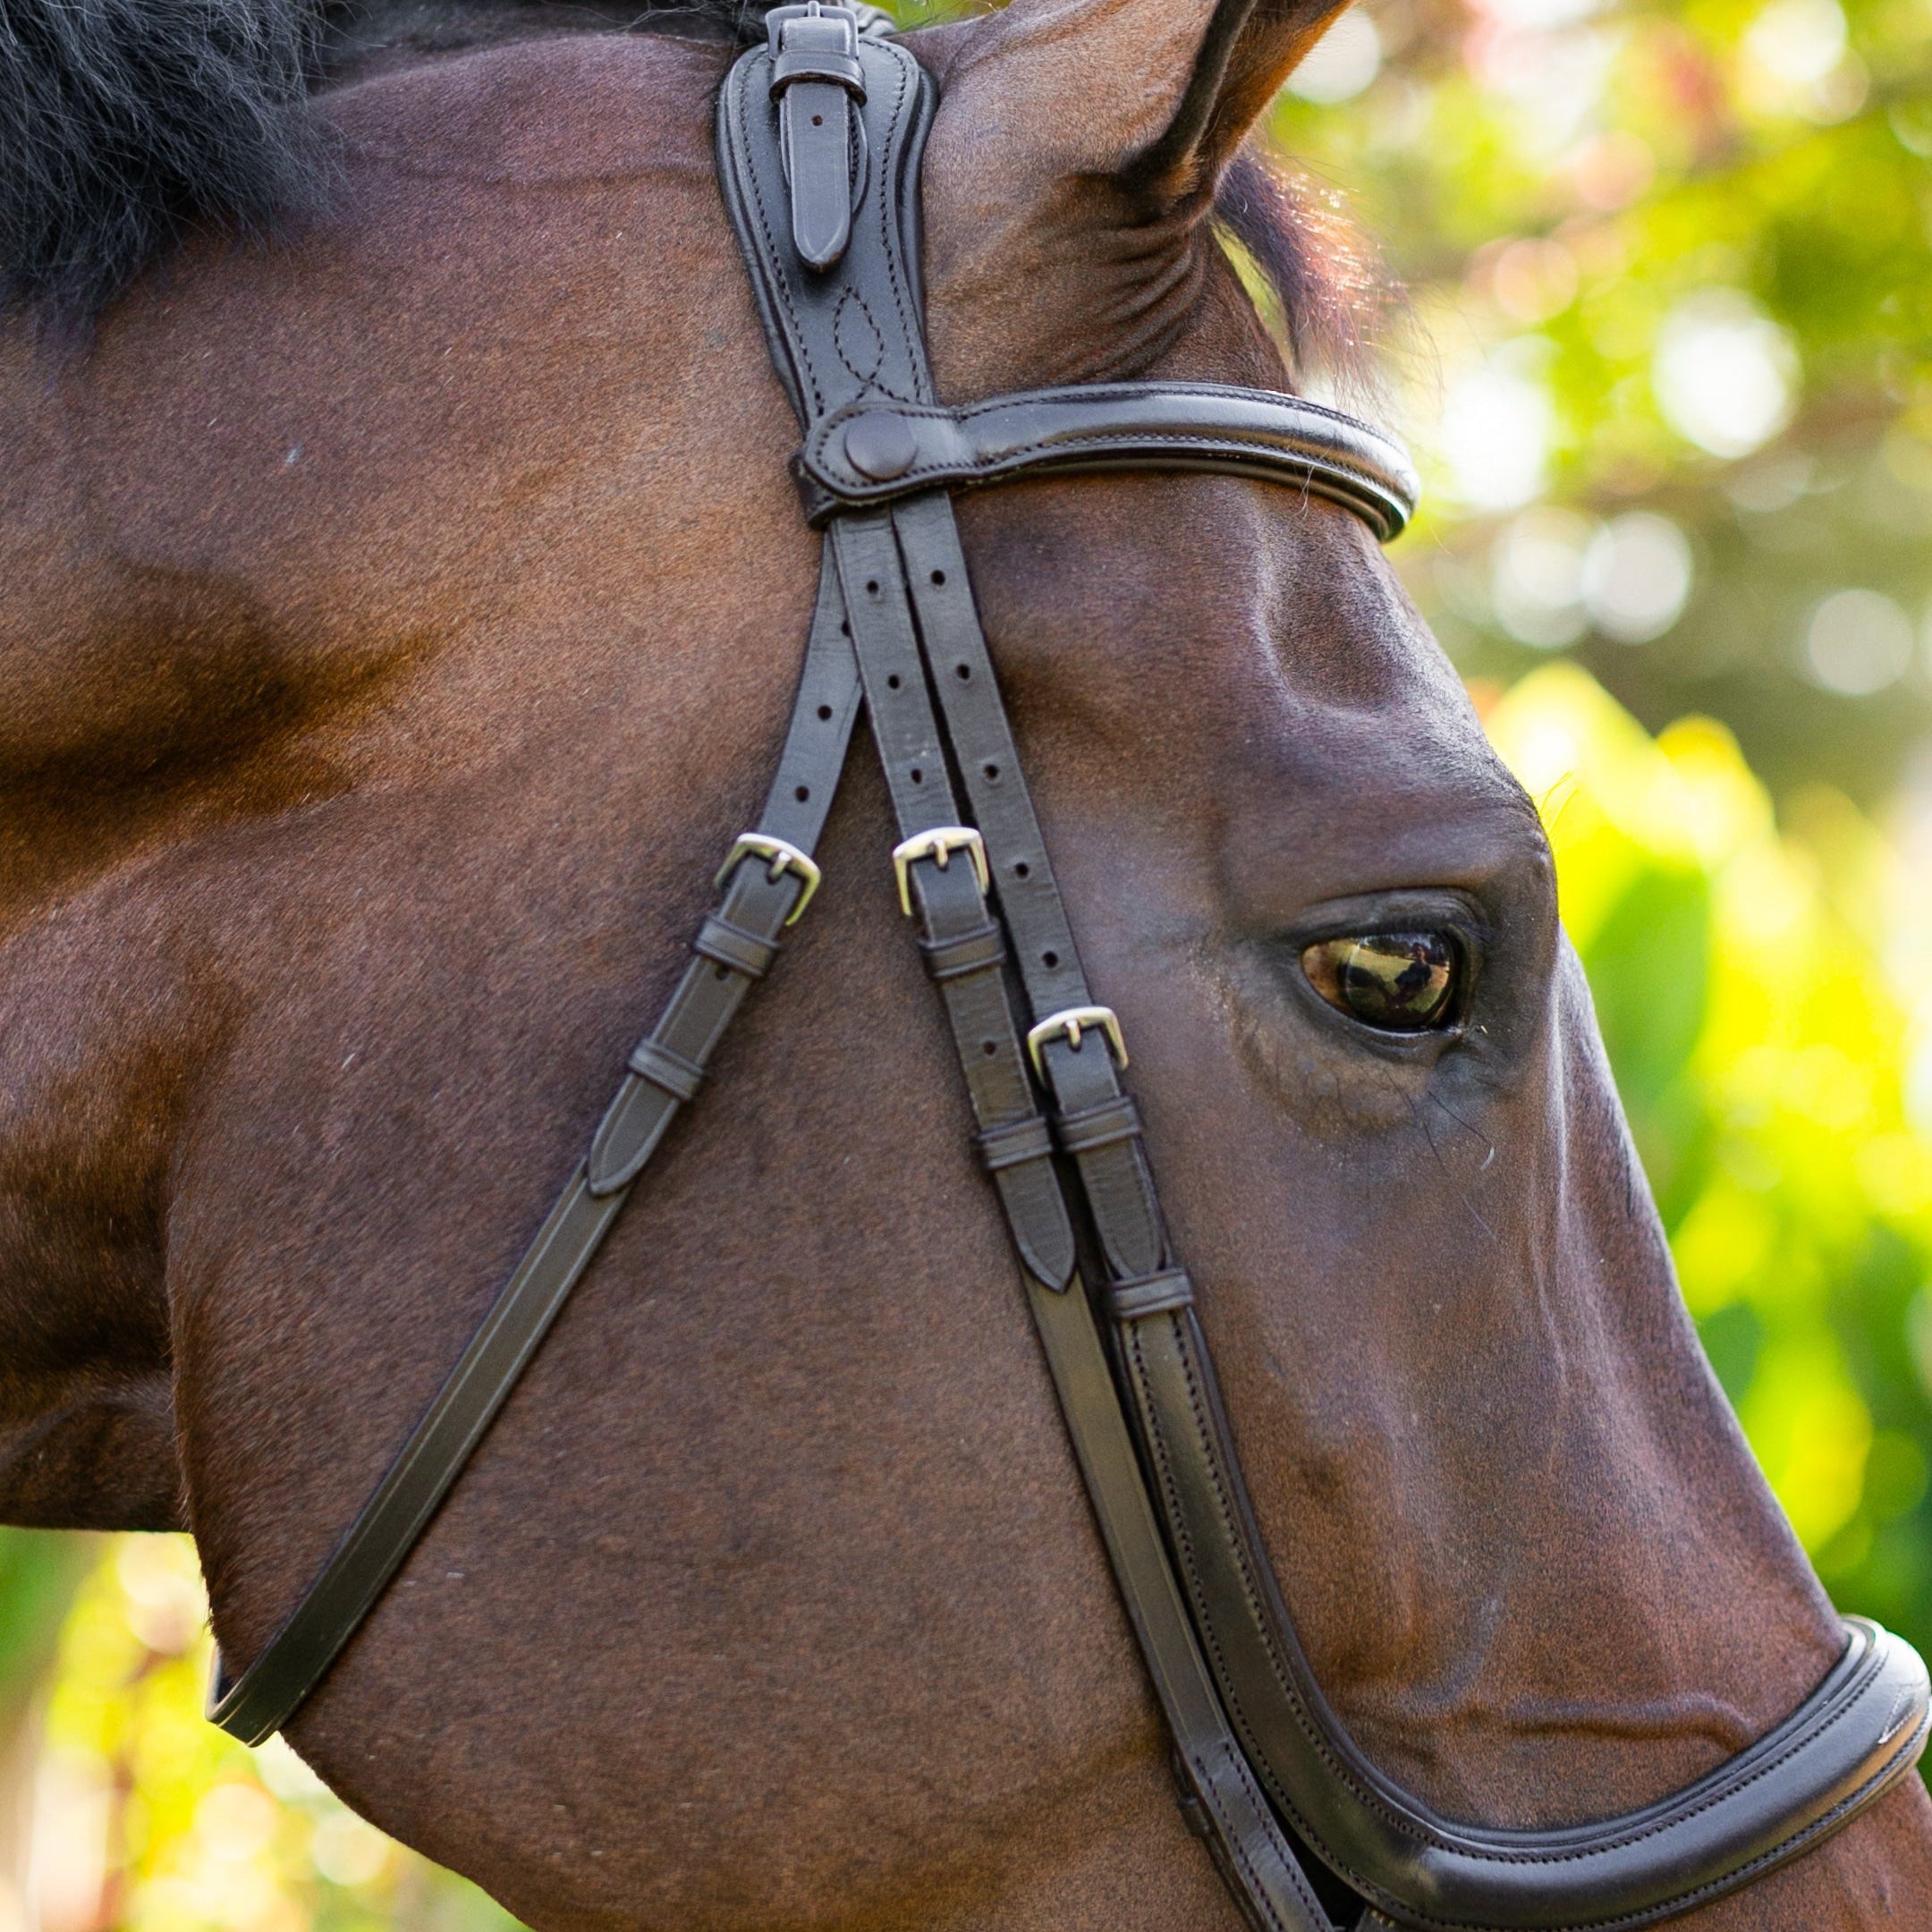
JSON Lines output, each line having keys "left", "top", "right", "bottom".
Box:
{"left": 6, "top": 6, "right": 1930, "bottom": 1925}
{"left": 2, "top": 0, "right": 1400, "bottom": 386}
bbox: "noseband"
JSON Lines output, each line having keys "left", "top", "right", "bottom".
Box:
{"left": 207, "top": 9, "right": 1930, "bottom": 1928}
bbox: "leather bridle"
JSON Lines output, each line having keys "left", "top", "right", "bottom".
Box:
{"left": 206, "top": 9, "right": 1931, "bottom": 1928}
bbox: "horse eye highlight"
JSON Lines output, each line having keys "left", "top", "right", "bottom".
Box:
{"left": 1301, "top": 932, "right": 1460, "bottom": 1032}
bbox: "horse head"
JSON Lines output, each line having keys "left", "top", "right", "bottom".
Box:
{"left": 0, "top": 1, "right": 1926, "bottom": 1926}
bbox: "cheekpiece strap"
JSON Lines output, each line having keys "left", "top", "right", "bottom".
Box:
{"left": 201, "top": 13, "right": 1930, "bottom": 1932}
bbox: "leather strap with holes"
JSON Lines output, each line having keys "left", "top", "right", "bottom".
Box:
{"left": 718, "top": 21, "right": 1929, "bottom": 1932}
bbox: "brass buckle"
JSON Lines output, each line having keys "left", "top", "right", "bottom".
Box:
{"left": 891, "top": 826, "right": 989, "bottom": 917}
{"left": 716, "top": 834, "right": 821, "bottom": 925}
{"left": 1027, "top": 1005, "right": 1129, "bottom": 1079}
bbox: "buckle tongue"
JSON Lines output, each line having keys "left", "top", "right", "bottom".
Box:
{"left": 891, "top": 826, "right": 990, "bottom": 916}
{"left": 1026, "top": 1005, "right": 1129, "bottom": 1079}
{"left": 716, "top": 834, "right": 822, "bottom": 924}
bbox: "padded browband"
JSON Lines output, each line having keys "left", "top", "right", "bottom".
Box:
{"left": 795, "top": 386, "right": 1419, "bottom": 538}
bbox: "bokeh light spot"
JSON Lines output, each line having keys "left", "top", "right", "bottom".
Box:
{"left": 1803, "top": 589, "right": 1914, "bottom": 696}
{"left": 1583, "top": 513, "right": 1694, "bottom": 642}
{"left": 1653, "top": 291, "right": 1799, "bottom": 460}
{"left": 1437, "top": 346, "right": 1555, "bottom": 512}
{"left": 1491, "top": 507, "right": 1598, "bottom": 647}
{"left": 1289, "top": 9, "right": 1381, "bottom": 103}
{"left": 1743, "top": 0, "right": 1847, "bottom": 87}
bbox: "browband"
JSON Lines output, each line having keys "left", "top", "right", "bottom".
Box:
{"left": 795, "top": 385, "right": 1419, "bottom": 538}
{"left": 201, "top": 12, "right": 1929, "bottom": 1932}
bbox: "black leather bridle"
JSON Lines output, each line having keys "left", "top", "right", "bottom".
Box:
{"left": 207, "top": 9, "right": 1931, "bottom": 1928}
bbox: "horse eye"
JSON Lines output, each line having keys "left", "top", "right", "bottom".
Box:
{"left": 1301, "top": 932, "right": 1461, "bottom": 1032}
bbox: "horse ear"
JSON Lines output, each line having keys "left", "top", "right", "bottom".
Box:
{"left": 919, "top": 0, "right": 1352, "bottom": 389}
{"left": 934, "top": 0, "right": 1350, "bottom": 205}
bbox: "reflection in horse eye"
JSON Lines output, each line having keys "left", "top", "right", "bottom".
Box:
{"left": 1301, "top": 932, "right": 1460, "bottom": 1031}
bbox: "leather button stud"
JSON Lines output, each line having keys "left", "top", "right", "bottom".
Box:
{"left": 843, "top": 411, "right": 919, "bottom": 480}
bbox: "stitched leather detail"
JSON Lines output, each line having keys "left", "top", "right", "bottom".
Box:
{"left": 215, "top": 18, "right": 1932, "bottom": 1920}
{"left": 1110, "top": 1269, "right": 1196, "bottom": 1318}
{"left": 718, "top": 33, "right": 928, "bottom": 423}
{"left": 921, "top": 919, "right": 1006, "bottom": 982}
{"left": 974, "top": 1114, "right": 1053, "bottom": 1174}
{"left": 796, "top": 387, "right": 1419, "bottom": 539}
{"left": 626, "top": 1038, "right": 706, "bottom": 1104}
{"left": 694, "top": 914, "right": 780, "bottom": 980}
{"left": 1056, "top": 1094, "right": 1144, "bottom": 1155}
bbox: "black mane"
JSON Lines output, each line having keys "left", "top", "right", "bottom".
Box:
{"left": 0, "top": 0, "right": 774, "bottom": 327}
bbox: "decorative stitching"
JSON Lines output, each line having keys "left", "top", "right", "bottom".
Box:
{"left": 833, "top": 286, "right": 886, "bottom": 393}
{"left": 1138, "top": 1314, "right": 1419, "bottom": 1847}
{"left": 869, "top": 54, "right": 926, "bottom": 408}
{"left": 731, "top": 42, "right": 1922, "bottom": 1928}
{"left": 732, "top": 59, "right": 826, "bottom": 421}
{"left": 816, "top": 425, "right": 1403, "bottom": 514}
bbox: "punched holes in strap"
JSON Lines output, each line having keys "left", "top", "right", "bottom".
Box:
{"left": 627, "top": 1038, "right": 707, "bottom": 1105}
{"left": 920, "top": 919, "right": 1006, "bottom": 983}
{"left": 695, "top": 914, "right": 781, "bottom": 980}
{"left": 1056, "top": 1094, "right": 1145, "bottom": 1157}
{"left": 1108, "top": 1269, "right": 1196, "bottom": 1319}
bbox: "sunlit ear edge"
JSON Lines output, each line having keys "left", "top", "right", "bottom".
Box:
{"left": 1119, "top": 0, "right": 1361, "bottom": 207}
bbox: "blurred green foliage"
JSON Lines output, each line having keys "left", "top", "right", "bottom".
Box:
{"left": 0, "top": 1532, "right": 94, "bottom": 1720}
{"left": 1265, "top": 0, "right": 1932, "bottom": 804}
{"left": 1259, "top": 0, "right": 1932, "bottom": 1648}
{"left": 12, "top": 1535, "right": 518, "bottom": 1932}
{"left": 1485, "top": 666, "right": 1932, "bottom": 1644}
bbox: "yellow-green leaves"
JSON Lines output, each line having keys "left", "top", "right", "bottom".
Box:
{"left": 1487, "top": 664, "right": 1932, "bottom": 1597}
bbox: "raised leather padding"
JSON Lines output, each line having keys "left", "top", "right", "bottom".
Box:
{"left": 716, "top": 23, "right": 1932, "bottom": 1932}
{"left": 796, "top": 387, "right": 1419, "bottom": 538}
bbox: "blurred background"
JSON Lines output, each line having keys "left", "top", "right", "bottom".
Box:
{"left": 2, "top": 0, "right": 1928, "bottom": 1923}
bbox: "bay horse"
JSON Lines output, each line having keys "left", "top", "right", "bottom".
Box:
{"left": 2, "top": 0, "right": 1928, "bottom": 1926}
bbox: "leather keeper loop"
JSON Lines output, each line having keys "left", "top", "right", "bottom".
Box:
{"left": 974, "top": 1114, "right": 1055, "bottom": 1174}
{"left": 920, "top": 919, "right": 1006, "bottom": 983}
{"left": 1108, "top": 1269, "right": 1195, "bottom": 1319}
{"left": 627, "top": 1038, "right": 706, "bottom": 1104}
{"left": 1056, "top": 1094, "right": 1144, "bottom": 1156}
{"left": 695, "top": 914, "right": 779, "bottom": 980}
{"left": 771, "top": 47, "right": 865, "bottom": 97}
